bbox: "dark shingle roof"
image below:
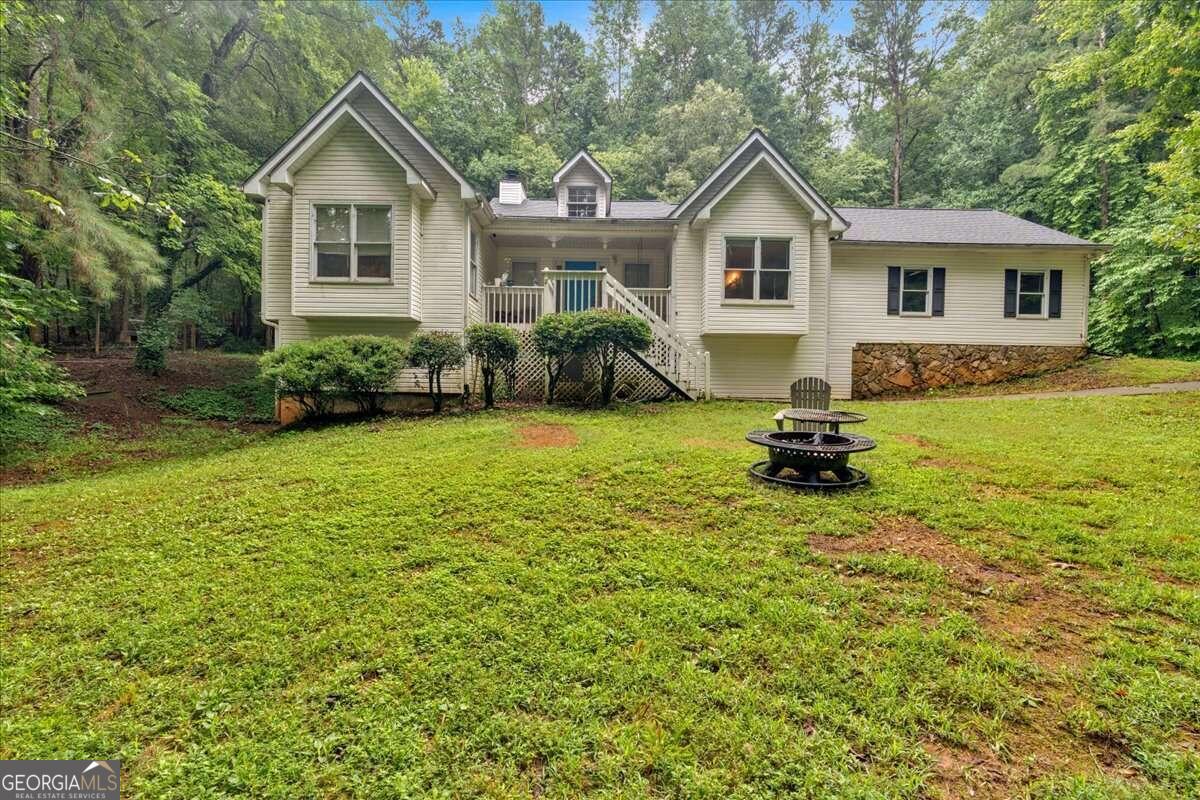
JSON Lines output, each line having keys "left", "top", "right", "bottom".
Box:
{"left": 489, "top": 198, "right": 676, "bottom": 220}
{"left": 835, "top": 207, "right": 1100, "bottom": 247}
{"left": 489, "top": 198, "right": 1100, "bottom": 247}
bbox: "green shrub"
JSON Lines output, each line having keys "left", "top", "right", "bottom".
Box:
{"left": 531, "top": 312, "right": 580, "bottom": 403}
{"left": 134, "top": 319, "right": 172, "bottom": 375}
{"left": 259, "top": 340, "right": 340, "bottom": 419}
{"left": 573, "top": 310, "right": 652, "bottom": 406}
{"left": 259, "top": 336, "right": 409, "bottom": 420}
{"left": 464, "top": 323, "right": 518, "bottom": 408}
{"left": 406, "top": 331, "right": 464, "bottom": 413}
{"left": 0, "top": 272, "right": 83, "bottom": 451}
{"left": 158, "top": 380, "right": 275, "bottom": 423}
{"left": 329, "top": 336, "right": 406, "bottom": 414}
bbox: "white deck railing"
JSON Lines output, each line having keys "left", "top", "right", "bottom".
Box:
{"left": 630, "top": 287, "right": 671, "bottom": 321}
{"left": 482, "top": 285, "right": 542, "bottom": 329}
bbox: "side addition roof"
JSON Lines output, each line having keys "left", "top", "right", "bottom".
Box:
{"left": 834, "top": 207, "right": 1105, "bottom": 248}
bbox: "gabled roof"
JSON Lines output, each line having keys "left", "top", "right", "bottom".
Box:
{"left": 553, "top": 150, "right": 612, "bottom": 187}
{"left": 834, "top": 207, "right": 1105, "bottom": 248}
{"left": 671, "top": 130, "right": 848, "bottom": 232}
{"left": 242, "top": 71, "right": 482, "bottom": 205}
{"left": 266, "top": 103, "right": 433, "bottom": 200}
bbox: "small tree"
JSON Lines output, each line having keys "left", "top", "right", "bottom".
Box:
{"left": 531, "top": 312, "right": 580, "bottom": 403}
{"left": 258, "top": 340, "right": 340, "bottom": 419}
{"left": 573, "top": 310, "right": 652, "bottom": 406}
{"left": 407, "top": 331, "right": 465, "bottom": 413}
{"left": 330, "top": 336, "right": 407, "bottom": 414}
{"left": 464, "top": 323, "right": 519, "bottom": 408}
{"left": 134, "top": 319, "right": 172, "bottom": 376}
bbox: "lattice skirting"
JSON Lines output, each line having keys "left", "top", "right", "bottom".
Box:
{"left": 463, "top": 330, "right": 680, "bottom": 403}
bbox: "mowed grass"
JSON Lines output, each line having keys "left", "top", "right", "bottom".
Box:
{"left": 2, "top": 394, "right": 1199, "bottom": 799}
{"left": 926, "top": 354, "right": 1200, "bottom": 398}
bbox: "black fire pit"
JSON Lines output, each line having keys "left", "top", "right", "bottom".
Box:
{"left": 746, "top": 429, "right": 876, "bottom": 491}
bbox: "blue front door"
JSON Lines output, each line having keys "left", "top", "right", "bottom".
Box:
{"left": 564, "top": 260, "right": 598, "bottom": 311}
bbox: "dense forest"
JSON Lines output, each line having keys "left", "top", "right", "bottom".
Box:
{"left": 1, "top": 0, "right": 1197, "bottom": 417}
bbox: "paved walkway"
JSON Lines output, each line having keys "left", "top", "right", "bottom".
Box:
{"left": 955, "top": 380, "right": 1200, "bottom": 401}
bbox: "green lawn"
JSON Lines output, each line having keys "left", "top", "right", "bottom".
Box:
{"left": 926, "top": 354, "right": 1200, "bottom": 398}
{"left": 3, "top": 395, "right": 1199, "bottom": 799}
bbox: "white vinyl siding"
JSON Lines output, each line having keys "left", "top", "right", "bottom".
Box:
{"left": 703, "top": 162, "right": 810, "bottom": 335}
{"left": 828, "top": 245, "right": 1090, "bottom": 398}
{"left": 290, "top": 123, "right": 411, "bottom": 317}
{"left": 262, "top": 187, "right": 293, "bottom": 320}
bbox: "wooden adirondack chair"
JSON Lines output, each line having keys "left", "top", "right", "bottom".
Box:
{"left": 774, "top": 377, "right": 832, "bottom": 432}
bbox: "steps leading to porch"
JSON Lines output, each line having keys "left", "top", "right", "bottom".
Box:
{"left": 481, "top": 270, "right": 709, "bottom": 399}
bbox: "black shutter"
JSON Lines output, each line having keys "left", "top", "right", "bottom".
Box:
{"left": 887, "top": 266, "right": 900, "bottom": 315}
{"left": 1048, "top": 269, "right": 1063, "bottom": 318}
{"left": 932, "top": 267, "right": 946, "bottom": 317}
{"left": 1004, "top": 269, "right": 1018, "bottom": 318}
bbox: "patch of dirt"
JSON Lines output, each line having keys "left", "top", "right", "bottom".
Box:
{"left": 54, "top": 349, "right": 262, "bottom": 435}
{"left": 921, "top": 699, "right": 1140, "bottom": 800}
{"left": 515, "top": 423, "right": 578, "bottom": 448}
{"left": 810, "top": 517, "right": 1025, "bottom": 592}
{"left": 811, "top": 517, "right": 1114, "bottom": 671}
{"left": 894, "top": 433, "right": 934, "bottom": 448}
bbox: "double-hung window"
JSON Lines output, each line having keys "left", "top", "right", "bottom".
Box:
{"left": 1017, "top": 270, "right": 1046, "bottom": 317}
{"left": 901, "top": 268, "right": 931, "bottom": 315}
{"left": 312, "top": 204, "right": 391, "bottom": 281}
{"left": 567, "top": 186, "right": 597, "bottom": 217}
{"left": 724, "top": 237, "right": 791, "bottom": 301}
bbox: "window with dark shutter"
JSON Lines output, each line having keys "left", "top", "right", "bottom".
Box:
{"left": 932, "top": 267, "right": 946, "bottom": 316}
{"left": 1048, "top": 269, "right": 1063, "bottom": 318}
{"left": 1004, "top": 269, "right": 1018, "bottom": 317}
{"left": 887, "top": 267, "right": 901, "bottom": 315}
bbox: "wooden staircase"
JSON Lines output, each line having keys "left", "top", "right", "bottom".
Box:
{"left": 541, "top": 269, "right": 708, "bottom": 400}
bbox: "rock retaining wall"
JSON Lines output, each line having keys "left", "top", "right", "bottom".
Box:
{"left": 851, "top": 343, "right": 1088, "bottom": 399}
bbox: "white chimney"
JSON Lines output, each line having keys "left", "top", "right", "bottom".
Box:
{"left": 498, "top": 169, "right": 526, "bottom": 205}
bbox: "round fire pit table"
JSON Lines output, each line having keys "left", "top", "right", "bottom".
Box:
{"left": 746, "top": 429, "right": 876, "bottom": 491}
{"left": 775, "top": 408, "right": 868, "bottom": 433}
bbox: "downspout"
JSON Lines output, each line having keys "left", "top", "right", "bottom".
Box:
{"left": 824, "top": 229, "right": 837, "bottom": 386}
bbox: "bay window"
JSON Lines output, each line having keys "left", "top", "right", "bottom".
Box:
{"left": 312, "top": 203, "right": 391, "bottom": 281}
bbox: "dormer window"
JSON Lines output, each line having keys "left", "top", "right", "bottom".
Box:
{"left": 567, "top": 186, "right": 597, "bottom": 217}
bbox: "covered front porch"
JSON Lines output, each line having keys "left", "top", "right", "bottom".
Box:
{"left": 480, "top": 230, "right": 674, "bottom": 329}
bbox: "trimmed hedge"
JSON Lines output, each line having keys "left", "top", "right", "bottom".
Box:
{"left": 258, "top": 335, "right": 406, "bottom": 419}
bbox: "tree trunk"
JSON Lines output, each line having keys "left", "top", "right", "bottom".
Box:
{"left": 94, "top": 305, "right": 101, "bottom": 356}
{"left": 891, "top": 115, "right": 903, "bottom": 207}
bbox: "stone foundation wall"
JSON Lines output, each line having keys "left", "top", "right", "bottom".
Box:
{"left": 851, "top": 343, "right": 1088, "bottom": 399}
